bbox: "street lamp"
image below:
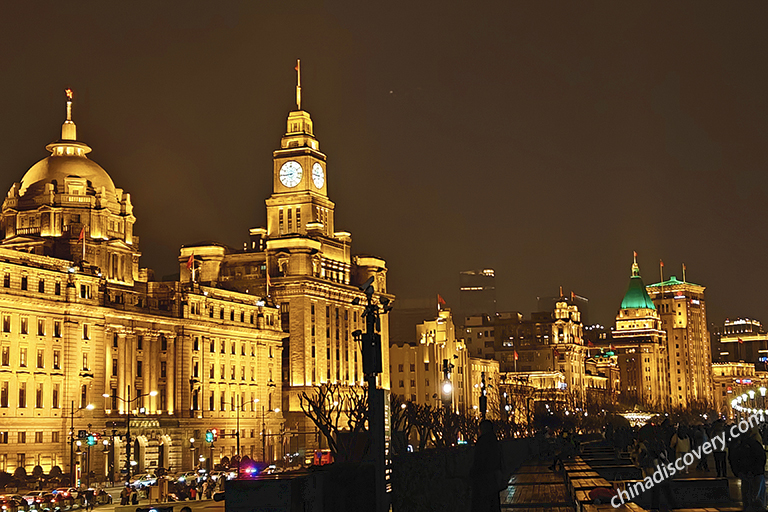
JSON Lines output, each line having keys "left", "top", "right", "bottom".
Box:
{"left": 69, "top": 402, "right": 94, "bottom": 487}
{"left": 103, "top": 387, "right": 157, "bottom": 483}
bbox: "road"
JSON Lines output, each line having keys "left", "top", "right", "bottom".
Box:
{"left": 90, "top": 489, "right": 224, "bottom": 512}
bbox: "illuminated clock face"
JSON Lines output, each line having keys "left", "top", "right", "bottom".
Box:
{"left": 312, "top": 163, "right": 325, "bottom": 189}
{"left": 279, "top": 161, "right": 303, "bottom": 188}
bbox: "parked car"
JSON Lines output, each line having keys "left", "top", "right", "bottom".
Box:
{"left": 90, "top": 488, "right": 112, "bottom": 505}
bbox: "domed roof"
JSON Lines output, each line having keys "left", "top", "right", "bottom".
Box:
{"left": 19, "top": 153, "right": 116, "bottom": 198}
{"left": 15, "top": 89, "right": 116, "bottom": 201}
{"left": 620, "top": 254, "right": 656, "bottom": 310}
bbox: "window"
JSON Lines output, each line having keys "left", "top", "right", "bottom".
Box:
{"left": 231, "top": 366, "right": 236, "bottom": 380}
{"left": 137, "top": 336, "right": 143, "bottom": 350}
{"left": 36, "top": 349, "right": 44, "bottom": 369}
{"left": 54, "top": 282, "right": 61, "bottom": 295}
{"left": 398, "top": 364, "right": 404, "bottom": 373}
{"left": 37, "top": 318, "right": 45, "bottom": 336}
{"left": 194, "top": 337, "right": 199, "bottom": 351}
{"left": 112, "top": 359, "right": 118, "bottom": 376}
{"left": 160, "top": 361, "right": 167, "bottom": 378}
{"left": 80, "top": 284, "right": 90, "bottom": 299}
{"left": 220, "top": 392, "right": 226, "bottom": 411}
{"left": 52, "top": 384, "right": 59, "bottom": 408}
{"left": 193, "top": 361, "right": 199, "bottom": 379}
{"left": 18, "top": 432, "right": 26, "bottom": 443}
{"left": 2, "top": 315, "right": 9, "bottom": 333}
{"left": 35, "top": 384, "right": 43, "bottom": 408}
{"left": 20, "top": 276, "right": 27, "bottom": 291}
{"left": 2, "top": 274, "right": 8, "bottom": 288}
{"left": 19, "top": 348, "right": 27, "bottom": 367}
{"left": 210, "top": 340, "right": 215, "bottom": 353}
{"left": 0, "top": 383, "right": 6, "bottom": 407}
{"left": 53, "top": 350, "right": 60, "bottom": 370}
{"left": 231, "top": 343, "right": 235, "bottom": 355}
{"left": 241, "top": 366, "right": 245, "bottom": 381}
{"left": 424, "top": 362, "right": 429, "bottom": 371}
{"left": 20, "top": 317, "right": 28, "bottom": 335}
{"left": 80, "top": 385, "right": 87, "bottom": 408}
{"left": 38, "top": 280, "right": 45, "bottom": 293}
{"left": 410, "top": 363, "right": 415, "bottom": 372}
{"left": 82, "top": 324, "right": 89, "bottom": 340}
{"left": 161, "top": 335, "right": 167, "bottom": 351}
{"left": 1, "top": 347, "right": 8, "bottom": 366}
{"left": 136, "top": 360, "right": 143, "bottom": 377}
{"left": 52, "top": 431, "right": 59, "bottom": 443}
{"left": 220, "top": 340, "right": 225, "bottom": 354}
{"left": 18, "top": 382, "right": 26, "bottom": 408}
{"left": 220, "top": 308, "right": 224, "bottom": 320}
{"left": 220, "top": 364, "right": 224, "bottom": 379}
{"left": 54, "top": 321, "right": 61, "bottom": 338}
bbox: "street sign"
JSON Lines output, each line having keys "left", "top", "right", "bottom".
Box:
{"left": 78, "top": 430, "right": 87, "bottom": 439}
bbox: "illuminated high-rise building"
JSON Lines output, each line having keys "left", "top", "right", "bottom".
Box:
{"left": 646, "top": 274, "right": 714, "bottom": 408}
{"left": 459, "top": 269, "right": 496, "bottom": 317}
{"left": 612, "top": 255, "right": 669, "bottom": 411}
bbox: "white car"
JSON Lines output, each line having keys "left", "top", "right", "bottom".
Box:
{"left": 177, "top": 471, "right": 199, "bottom": 484}
{"left": 130, "top": 473, "right": 157, "bottom": 488}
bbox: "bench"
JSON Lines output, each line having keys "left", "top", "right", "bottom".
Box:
{"left": 615, "top": 478, "right": 730, "bottom": 508}
{"left": 583, "top": 503, "right": 646, "bottom": 512}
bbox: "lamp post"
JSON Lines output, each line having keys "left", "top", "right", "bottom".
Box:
{"left": 69, "top": 401, "right": 94, "bottom": 486}
{"left": 103, "top": 387, "right": 157, "bottom": 484}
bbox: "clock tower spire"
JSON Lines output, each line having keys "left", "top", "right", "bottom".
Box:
{"left": 265, "top": 61, "right": 334, "bottom": 238}
{"left": 296, "top": 58, "right": 302, "bottom": 110}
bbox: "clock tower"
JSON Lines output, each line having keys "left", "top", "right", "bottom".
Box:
{"left": 266, "top": 62, "right": 334, "bottom": 239}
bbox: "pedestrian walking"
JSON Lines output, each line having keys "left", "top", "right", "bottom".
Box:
{"left": 729, "top": 427, "right": 766, "bottom": 512}
{"left": 470, "top": 419, "right": 504, "bottom": 512}
{"left": 671, "top": 426, "right": 691, "bottom": 474}
{"left": 712, "top": 421, "right": 727, "bottom": 477}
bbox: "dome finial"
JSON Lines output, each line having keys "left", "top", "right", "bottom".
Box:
{"left": 295, "top": 59, "right": 302, "bottom": 110}
{"left": 62, "top": 88, "right": 76, "bottom": 140}
{"left": 631, "top": 250, "right": 640, "bottom": 277}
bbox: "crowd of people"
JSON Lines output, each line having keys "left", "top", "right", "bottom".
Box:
{"left": 607, "top": 418, "right": 768, "bottom": 512}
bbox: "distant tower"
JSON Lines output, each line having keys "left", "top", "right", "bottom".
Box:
{"left": 612, "top": 254, "right": 670, "bottom": 411}
{"left": 646, "top": 272, "right": 714, "bottom": 409}
{"left": 459, "top": 269, "right": 496, "bottom": 317}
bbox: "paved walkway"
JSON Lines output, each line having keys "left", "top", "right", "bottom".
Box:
{"left": 502, "top": 441, "right": 749, "bottom": 512}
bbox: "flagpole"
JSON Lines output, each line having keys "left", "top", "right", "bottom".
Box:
{"left": 82, "top": 228, "right": 85, "bottom": 262}
{"left": 682, "top": 263, "right": 686, "bottom": 283}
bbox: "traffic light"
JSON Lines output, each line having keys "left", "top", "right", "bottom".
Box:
{"left": 205, "top": 430, "right": 213, "bottom": 443}
{"left": 86, "top": 434, "right": 97, "bottom": 446}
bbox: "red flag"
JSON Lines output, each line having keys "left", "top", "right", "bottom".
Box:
{"left": 186, "top": 254, "right": 194, "bottom": 270}
{"left": 633, "top": 250, "right": 637, "bottom": 258}
{"left": 437, "top": 294, "right": 446, "bottom": 306}
{"left": 266, "top": 273, "right": 272, "bottom": 288}
{"left": 738, "top": 338, "right": 744, "bottom": 344}
{"left": 553, "top": 348, "right": 560, "bottom": 358}
{"left": 514, "top": 350, "right": 518, "bottom": 361}
{"left": 78, "top": 227, "right": 85, "bottom": 242}
{"left": 587, "top": 340, "right": 594, "bottom": 347}
{"left": 660, "top": 260, "right": 664, "bottom": 267}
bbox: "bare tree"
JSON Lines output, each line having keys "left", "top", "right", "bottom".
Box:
{"left": 299, "top": 383, "right": 369, "bottom": 461}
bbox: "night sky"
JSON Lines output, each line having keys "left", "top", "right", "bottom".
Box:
{"left": 1, "top": 2, "right": 767, "bottom": 328}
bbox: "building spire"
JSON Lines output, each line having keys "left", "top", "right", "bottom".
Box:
{"left": 61, "top": 88, "right": 76, "bottom": 140}
{"left": 295, "top": 59, "right": 302, "bottom": 110}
